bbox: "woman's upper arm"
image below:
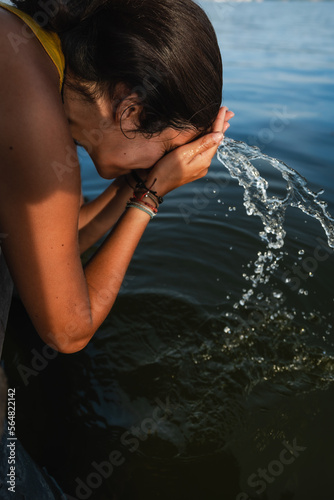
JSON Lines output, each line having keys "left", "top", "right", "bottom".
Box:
{"left": 0, "top": 38, "right": 91, "bottom": 350}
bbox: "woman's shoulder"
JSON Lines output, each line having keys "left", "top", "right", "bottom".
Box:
{"left": 0, "top": 8, "right": 80, "bottom": 203}
{"left": 0, "top": 6, "right": 61, "bottom": 96}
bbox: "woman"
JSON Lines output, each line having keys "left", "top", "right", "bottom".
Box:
{"left": 0, "top": 0, "right": 233, "bottom": 353}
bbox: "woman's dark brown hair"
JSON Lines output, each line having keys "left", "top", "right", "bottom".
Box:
{"left": 13, "top": 0, "right": 223, "bottom": 135}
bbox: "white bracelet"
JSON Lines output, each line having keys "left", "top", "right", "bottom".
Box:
{"left": 126, "top": 201, "right": 156, "bottom": 219}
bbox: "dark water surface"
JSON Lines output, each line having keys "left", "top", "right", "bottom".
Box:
{"left": 2, "top": 2, "right": 334, "bottom": 499}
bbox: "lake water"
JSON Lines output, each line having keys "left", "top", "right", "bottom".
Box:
{"left": 2, "top": 2, "right": 334, "bottom": 499}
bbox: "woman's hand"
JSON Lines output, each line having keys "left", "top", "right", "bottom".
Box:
{"left": 145, "top": 106, "right": 234, "bottom": 197}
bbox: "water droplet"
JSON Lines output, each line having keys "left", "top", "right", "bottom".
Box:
{"left": 298, "top": 249, "right": 305, "bottom": 255}
{"left": 224, "top": 326, "right": 231, "bottom": 334}
{"left": 217, "top": 199, "right": 222, "bottom": 203}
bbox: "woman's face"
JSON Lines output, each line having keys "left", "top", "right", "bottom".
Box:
{"left": 85, "top": 124, "right": 197, "bottom": 179}
{"left": 63, "top": 88, "right": 197, "bottom": 179}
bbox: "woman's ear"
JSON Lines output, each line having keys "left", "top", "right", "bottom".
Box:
{"left": 115, "top": 95, "right": 142, "bottom": 132}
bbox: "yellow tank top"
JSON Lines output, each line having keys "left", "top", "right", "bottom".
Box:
{"left": 0, "top": 1, "right": 65, "bottom": 92}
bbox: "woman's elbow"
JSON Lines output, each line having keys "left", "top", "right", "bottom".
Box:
{"left": 54, "top": 338, "right": 91, "bottom": 354}
{"left": 39, "top": 329, "right": 93, "bottom": 354}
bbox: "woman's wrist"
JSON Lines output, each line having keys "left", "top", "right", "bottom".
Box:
{"left": 127, "top": 172, "right": 164, "bottom": 204}
{"left": 126, "top": 199, "right": 157, "bottom": 219}
{"left": 132, "top": 190, "right": 159, "bottom": 209}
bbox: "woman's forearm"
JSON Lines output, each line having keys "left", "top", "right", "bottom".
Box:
{"left": 78, "top": 176, "right": 132, "bottom": 230}
{"left": 59, "top": 206, "right": 151, "bottom": 352}
{"left": 79, "top": 181, "right": 133, "bottom": 252}
{"left": 78, "top": 177, "right": 134, "bottom": 252}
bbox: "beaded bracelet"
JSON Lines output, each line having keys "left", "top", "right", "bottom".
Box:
{"left": 126, "top": 201, "right": 156, "bottom": 219}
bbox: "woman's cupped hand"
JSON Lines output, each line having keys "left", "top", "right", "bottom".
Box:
{"left": 145, "top": 106, "right": 234, "bottom": 197}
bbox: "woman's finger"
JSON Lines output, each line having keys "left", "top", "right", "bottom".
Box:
{"left": 223, "top": 122, "right": 230, "bottom": 134}
{"left": 225, "top": 110, "right": 235, "bottom": 122}
{"left": 182, "top": 131, "right": 224, "bottom": 161}
{"left": 184, "top": 133, "right": 224, "bottom": 171}
{"left": 212, "top": 106, "right": 228, "bottom": 133}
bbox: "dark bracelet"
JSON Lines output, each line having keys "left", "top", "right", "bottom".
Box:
{"left": 131, "top": 171, "right": 164, "bottom": 205}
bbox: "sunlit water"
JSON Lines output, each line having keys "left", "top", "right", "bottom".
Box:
{"left": 2, "top": 2, "right": 334, "bottom": 500}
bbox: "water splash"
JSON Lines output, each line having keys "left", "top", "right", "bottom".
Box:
{"left": 217, "top": 137, "right": 334, "bottom": 249}
{"left": 217, "top": 138, "right": 334, "bottom": 306}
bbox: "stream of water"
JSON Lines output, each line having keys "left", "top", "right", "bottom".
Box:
{"left": 217, "top": 138, "right": 334, "bottom": 250}
{"left": 217, "top": 138, "right": 334, "bottom": 309}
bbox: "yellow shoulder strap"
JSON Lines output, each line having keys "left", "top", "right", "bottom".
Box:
{"left": 0, "top": 1, "right": 65, "bottom": 92}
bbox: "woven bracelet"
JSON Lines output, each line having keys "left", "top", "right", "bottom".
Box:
{"left": 126, "top": 201, "right": 156, "bottom": 219}
{"left": 131, "top": 194, "right": 158, "bottom": 212}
